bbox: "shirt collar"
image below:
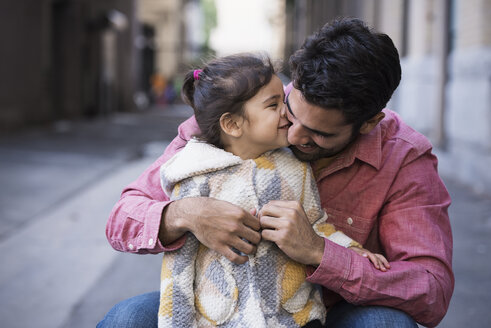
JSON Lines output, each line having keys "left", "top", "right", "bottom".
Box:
{"left": 313, "top": 114, "right": 383, "bottom": 178}
{"left": 351, "top": 120, "right": 382, "bottom": 170}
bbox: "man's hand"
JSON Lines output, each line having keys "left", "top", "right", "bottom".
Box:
{"left": 160, "top": 197, "right": 261, "bottom": 264}
{"left": 258, "top": 200, "right": 325, "bottom": 266}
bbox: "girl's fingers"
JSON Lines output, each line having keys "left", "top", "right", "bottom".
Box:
{"left": 376, "top": 254, "right": 391, "bottom": 269}
{"left": 349, "top": 247, "right": 391, "bottom": 272}
{"left": 367, "top": 253, "right": 380, "bottom": 270}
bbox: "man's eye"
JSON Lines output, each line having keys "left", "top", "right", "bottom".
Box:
{"left": 267, "top": 103, "right": 278, "bottom": 108}
{"left": 316, "top": 133, "right": 332, "bottom": 139}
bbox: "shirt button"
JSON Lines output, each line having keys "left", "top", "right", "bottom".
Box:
{"left": 347, "top": 217, "right": 353, "bottom": 225}
{"left": 128, "top": 243, "right": 134, "bottom": 250}
{"left": 148, "top": 238, "right": 154, "bottom": 245}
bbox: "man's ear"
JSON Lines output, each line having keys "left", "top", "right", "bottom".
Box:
{"left": 359, "top": 112, "right": 385, "bottom": 135}
{"left": 219, "top": 112, "right": 244, "bottom": 138}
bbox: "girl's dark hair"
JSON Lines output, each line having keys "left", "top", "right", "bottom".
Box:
{"left": 181, "top": 53, "right": 276, "bottom": 148}
{"left": 289, "top": 17, "right": 401, "bottom": 130}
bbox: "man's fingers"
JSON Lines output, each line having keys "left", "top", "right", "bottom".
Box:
{"left": 238, "top": 225, "right": 261, "bottom": 245}
{"left": 221, "top": 247, "right": 248, "bottom": 265}
{"left": 259, "top": 215, "right": 282, "bottom": 230}
{"left": 224, "top": 208, "right": 260, "bottom": 244}
{"left": 230, "top": 237, "right": 257, "bottom": 256}
{"left": 242, "top": 211, "right": 261, "bottom": 231}
{"left": 259, "top": 201, "right": 298, "bottom": 218}
{"left": 261, "top": 228, "right": 280, "bottom": 243}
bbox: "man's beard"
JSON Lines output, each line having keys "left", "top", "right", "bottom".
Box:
{"left": 289, "top": 133, "right": 359, "bottom": 162}
{"left": 290, "top": 144, "right": 341, "bottom": 162}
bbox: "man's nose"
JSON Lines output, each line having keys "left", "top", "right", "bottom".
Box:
{"left": 288, "top": 122, "right": 311, "bottom": 145}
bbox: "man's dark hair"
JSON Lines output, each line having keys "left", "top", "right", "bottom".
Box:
{"left": 289, "top": 17, "right": 401, "bottom": 129}
{"left": 181, "top": 53, "right": 275, "bottom": 148}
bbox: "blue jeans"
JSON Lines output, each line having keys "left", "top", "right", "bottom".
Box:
{"left": 97, "top": 291, "right": 418, "bottom": 327}
{"left": 97, "top": 292, "right": 160, "bottom": 328}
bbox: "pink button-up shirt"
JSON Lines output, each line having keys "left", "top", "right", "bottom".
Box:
{"left": 106, "top": 109, "right": 453, "bottom": 327}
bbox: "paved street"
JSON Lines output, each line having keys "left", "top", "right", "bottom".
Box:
{"left": 0, "top": 104, "right": 490, "bottom": 327}
{"left": 0, "top": 105, "right": 191, "bottom": 328}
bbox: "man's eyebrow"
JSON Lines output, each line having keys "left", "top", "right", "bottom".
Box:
{"left": 285, "top": 93, "right": 296, "bottom": 117}
{"left": 286, "top": 93, "right": 335, "bottom": 138}
{"left": 262, "top": 94, "right": 282, "bottom": 104}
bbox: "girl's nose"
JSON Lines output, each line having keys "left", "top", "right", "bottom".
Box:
{"left": 280, "top": 103, "right": 287, "bottom": 118}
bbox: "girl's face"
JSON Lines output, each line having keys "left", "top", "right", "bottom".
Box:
{"left": 241, "top": 75, "right": 290, "bottom": 154}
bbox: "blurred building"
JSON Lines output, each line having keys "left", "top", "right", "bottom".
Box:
{"left": 284, "top": 0, "right": 491, "bottom": 194}
{"left": 136, "top": 0, "right": 188, "bottom": 107}
{"left": 138, "top": 0, "right": 183, "bottom": 79}
{"left": 0, "top": 0, "right": 139, "bottom": 131}
{"left": 209, "top": 0, "right": 285, "bottom": 60}
{"left": 2, "top": 0, "right": 490, "bottom": 192}
{"left": 0, "top": 0, "right": 197, "bottom": 132}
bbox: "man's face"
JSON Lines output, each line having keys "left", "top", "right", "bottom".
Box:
{"left": 285, "top": 88, "right": 359, "bottom": 162}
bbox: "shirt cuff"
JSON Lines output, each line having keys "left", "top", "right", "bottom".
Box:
{"left": 136, "top": 201, "right": 166, "bottom": 252}
{"left": 306, "top": 238, "right": 353, "bottom": 292}
{"left": 146, "top": 200, "right": 187, "bottom": 252}
{"left": 161, "top": 235, "right": 187, "bottom": 251}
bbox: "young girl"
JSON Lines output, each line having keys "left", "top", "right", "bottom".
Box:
{"left": 158, "top": 53, "right": 389, "bottom": 328}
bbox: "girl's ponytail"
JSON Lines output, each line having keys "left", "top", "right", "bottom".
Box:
{"left": 181, "top": 70, "right": 196, "bottom": 108}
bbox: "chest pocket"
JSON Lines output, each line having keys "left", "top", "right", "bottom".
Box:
{"left": 323, "top": 207, "right": 375, "bottom": 246}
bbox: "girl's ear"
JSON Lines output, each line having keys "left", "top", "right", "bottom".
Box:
{"left": 219, "top": 113, "right": 244, "bottom": 138}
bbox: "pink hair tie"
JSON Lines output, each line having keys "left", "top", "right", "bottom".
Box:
{"left": 193, "top": 69, "right": 202, "bottom": 80}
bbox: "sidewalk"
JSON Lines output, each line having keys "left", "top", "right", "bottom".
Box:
{"left": 0, "top": 104, "right": 490, "bottom": 327}
{"left": 0, "top": 105, "right": 191, "bottom": 328}
{"left": 438, "top": 178, "right": 491, "bottom": 328}
{"left": 0, "top": 153, "right": 161, "bottom": 328}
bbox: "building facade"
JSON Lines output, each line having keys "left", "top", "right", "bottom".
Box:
{"left": 0, "top": 0, "right": 191, "bottom": 132}
{"left": 0, "top": 0, "right": 141, "bottom": 131}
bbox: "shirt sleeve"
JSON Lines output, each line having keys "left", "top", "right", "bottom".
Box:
{"left": 306, "top": 150, "right": 454, "bottom": 327}
{"left": 105, "top": 116, "right": 198, "bottom": 254}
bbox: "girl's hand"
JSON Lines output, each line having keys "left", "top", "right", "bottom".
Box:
{"left": 349, "top": 246, "right": 391, "bottom": 272}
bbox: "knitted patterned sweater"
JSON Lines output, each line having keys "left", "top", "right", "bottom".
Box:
{"left": 158, "top": 139, "right": 360, "bottom": 328}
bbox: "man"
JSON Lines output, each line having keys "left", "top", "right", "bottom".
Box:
{"left": 99, "top": 18, "right": 453, "bottom": 327}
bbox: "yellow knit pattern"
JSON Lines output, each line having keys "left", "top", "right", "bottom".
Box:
{"left": 253, "top": 156, "right": 275, "bottom": 169}
{"left": 158, "top": 257, "right": 174, "bottom": 318}
{"left": 300, "top": 162, "right": 307, "bottom": 204}
{"left": 315, "top": 221, "right": 337, "bottom": 237}
{"left": 292, "top": 300, "right": 314, "bottom": 326}
{"left": 281, "top": 261, "right": 306, "bottom": 304}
